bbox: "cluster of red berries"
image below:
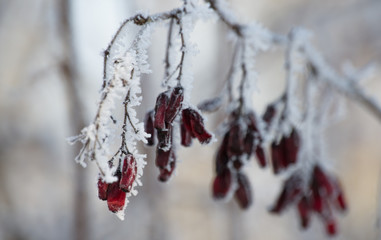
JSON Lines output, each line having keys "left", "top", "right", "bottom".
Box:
{"left": 144, "top": 85, "right": 212, "bottom": 181}
{"left": 97, "top": 154, "right": 137, "bottom": 212}
{"left": 270, "top": 164, "right": 347, "bottom": 235}
{"left": 212, "top": 111, "right": 266, "bottom": 209}
{"left": 96, "top": 86, "right": 348, "bottom": 236}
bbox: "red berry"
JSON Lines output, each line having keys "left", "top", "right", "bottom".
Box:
{"left": 157, "top": 126, "right": 172, "bottom": 150}
{"left": 313, "top": 165, "right": 334, "bottom": 197}
{"left": 297, "top": 196, "right": 310, "bottom": 229}
{"left": 156, "top": 147, "right": 172, "bottom": 169}
{"left": 165, "top": 86, "right": 184, "bottom": 123}
{"left": 263, "top": 104, "right": 276, "bottom": 124}
{"left": 227, "top": 122, "right": 244, "bottom": 156}
{"left": 270, "top": 174, "right": 302, "bottom": 213}
{"left": 97, "top": 177, "right": 109, "bottom": 201}
{"left": 158, "top": 154, "right": 176, "bottom": 182}
{"left": 326, "top": 220, "right": 337, "bottom": 236}
{"left": 243, "top": 131, "right": 255, "bottom": 158}
{"left": 255, "top": 146, "right": 267, "bottom": 168}
{"left": 119, "top": 155, "right": 137, "bottom": 192}
{"left": 180, "top": 122, "right": 192, "bottom": 147}
{"left": 215, "top": 132, "right": 230, "bottom": 174}
{"left": 234, "top": 173, "right": 252, "bottom": 209}
{"left": 270, "top": 141, "right": 286, "bottom": 174}
{"left": 285, "top": 129, "right": 300, "bottom": 164}
{"left": 212, "top": 168, "right": 232, "bottom": 199}
{"left": 154, "top": 92, "right": 169, "bottom": 130}
{"left": 182, "top": 108, "right": 212, "bottom": 144}
{"left": 144, "top": 110, "right": 155, "bottom": 146}
{"left": 107, "top": 178, "right": 126, "bottom": 213}
{"left": 332, "top": 178, "right": 347, "bottom": 211}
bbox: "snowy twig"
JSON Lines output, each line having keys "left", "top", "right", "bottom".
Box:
{"left": 208, "top": 0, "right": 381, "bottom": 121}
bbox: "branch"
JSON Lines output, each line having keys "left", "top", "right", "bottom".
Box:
{"left": 206, "top": 0, "right": 381, "bottom": 122}
{"left": 102, "top": 7, "right": 186, "bottom": 89}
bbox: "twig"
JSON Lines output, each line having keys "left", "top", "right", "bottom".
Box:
{"left": 206, "top": 0, "right": 381, "bottom": 122}
{"left": 164, "top": 18, "right": 175, "bottom": 79}
{"left": 176, "top": 18, "right": 186, "bottom": 84}
{"left": 103, "top": 7, "right": 187, "bottom": 89}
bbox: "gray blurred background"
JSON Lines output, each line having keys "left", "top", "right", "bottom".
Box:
{"left": 0, "top": 0, "right": 381, "bottom": 239}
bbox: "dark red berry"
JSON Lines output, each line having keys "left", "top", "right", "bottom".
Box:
{"left": 313, "top": 165, "right": 334, "bottom": 197}
{"left": 182, "top": 108, "right": 212, "bottom": 144}
{"left": 234, "top": 173, "right": 252, "bottom": 209}
{"left": 270, "top": 141, "right": 286, "bottom": 174}
{"left": 263, "top": 104, "right": 276, "bottom": 124}
{"left": 297, "top": 196, "right": 310, "bottom": 229}
{"left": 215, "top": 132, "right": 230, "bottom": 174}
{"left": 165, "top": 86, "right": 184, "bottom": 123}
{"left": 243, "top": 131, "right": 255, "bottom": 158}
{"left": 246, "top": 112, "right": 259, "bottom": 132}
{"left": 158, "top": 153, "right": 176, "bottom": 182}
{"left": 156, "top": 147, "right": 172, "bottom": 169}
{"left": 255, "top": 146, "right": 267, "bottom": 168}
{"left": 227, "top": 122, "right": 244, "bottom": 156}
{"left": 212, "top": 168, "right": 232, "bottom": 199}
{"left": 180, "top": 122, "right": 192, "bottom": 147}
{"left": 157, "top": 127, "right": 172, "bottom": 150}
{"left": 270, "top": 174, "right": 302, "bottom": 213}
{"left": 154, "top": 92, "right": 169, "bottom": 130}
{"left": 285, "top": 129, "right": 300, "bottom": 164}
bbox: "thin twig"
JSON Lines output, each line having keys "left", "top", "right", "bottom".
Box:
{"left": 176, "top": 18, "right": 186, "bottom": 84}
{"left": 207, "top": 0, "right": 381, "bottom": 122}
{"left": 103, "top": 7, "right": 186, "bottom": 89}
{"left": 164, "top": 18, "right": 175, "bottom": 79}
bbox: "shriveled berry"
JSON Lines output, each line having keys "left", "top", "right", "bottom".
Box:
{"left": 154, "top": 92, "right": 169, "bottom": 130}
{"left": 157, "top": 127, "right": 172, "bottom": 150}
{"left": 311, "top": 184, "right": 323, "bottom": 213}
{"left": 180, "top": 122, "right": 192, "bottom": 147}
{"left": 158, "top": 154, "right": 176, "bottom": 182}
{"left": 332, "top": 178, "right": 347, "bottom": 211}
{"left": 271, "top": 141, "right": 286, "bottom": 174}
{"left": 120, "top": 155, "right": 137, "bottom": 192}
{"left": 97, "top": 177, "right": 109, "bottom": 201}
{"left": 227, "top": 122, "right": 244, "bottom": 156}
{"left": 182, "top": 108, "right": 212, "bottom": 144}
{"left": 212, "top": 168, "right": 232, "bottom": 199}
{"left": 234, "top": 173, "right": 252, "bottom": 209}
{"left": 255, "top": 146, "right": 267, "bottom": 168}
{"left": 263, "top": 104, "right": 276, "bottom": 124}
{"left": 246, "top": 112, "right": 259, "bottom": 132}
{"left": 165, "top": 86, "right": 184, "bottom": 123}
{"left": 232, "top": 158, "right": 243, "bottom": 170}
{"left": 243, "top": 131, "right": 255, "bottom": 158}
{"left": 156, "top": 147, "right": 172, "bottom": 169}
{"left": 297, "top": 196, "right": 310, "bottom": 229}
{"left": 313, "top": 165, "right": 334, "bottom": 197}
{"left": 285, "top": 129, "right": 300, "bottom": 164}
{"left": 215, "top": 132, "right": 230, "bottom": 174}
{"left": 270, "top": 174, "right": 302, "bottom": 213}
{"left": 144, "top": 110, "right": 155, "bottom": 146}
